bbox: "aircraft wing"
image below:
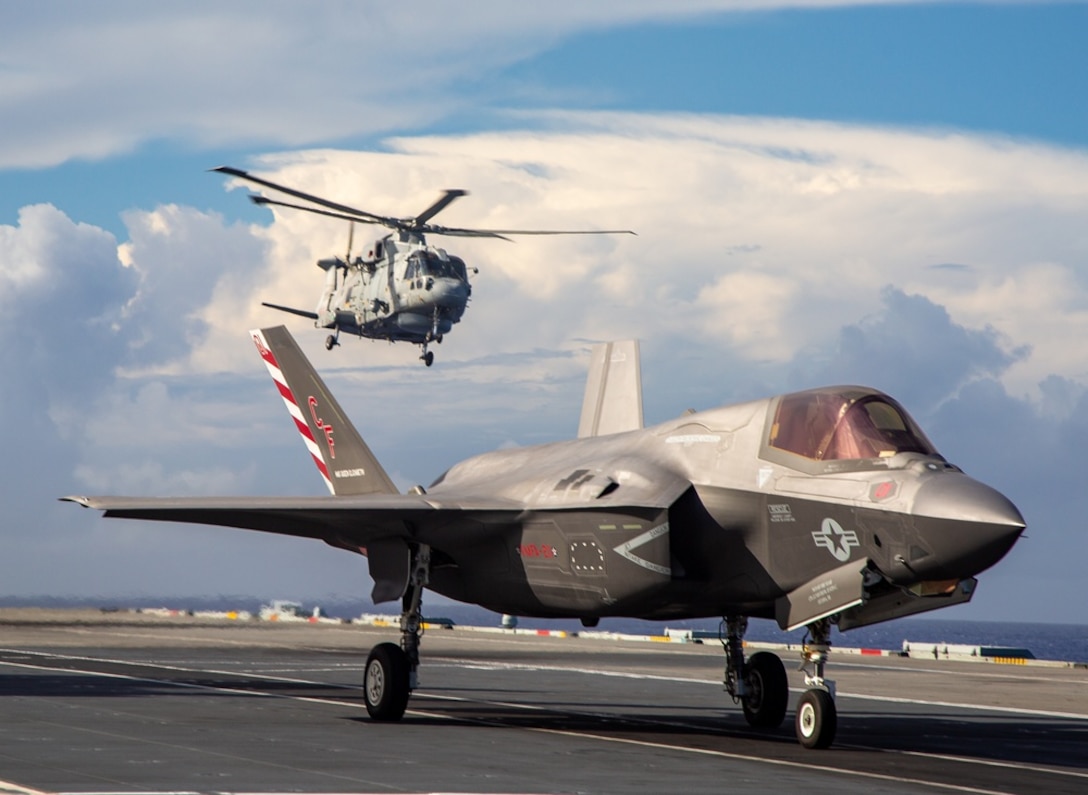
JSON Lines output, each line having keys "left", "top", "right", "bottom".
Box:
{"left": 61, "top": 493, "right": 526, "bottom": 547}
{"left": 63, "top": 482, "right": 690, "bottom": 605}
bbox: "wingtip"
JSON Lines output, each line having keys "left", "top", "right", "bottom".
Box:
{"left": 59, "top": 495, "right": 92, "bottom": 508}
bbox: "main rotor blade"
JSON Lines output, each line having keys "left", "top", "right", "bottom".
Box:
{"left": 418, "top": 226, "right": 512, "bottom": 241}
{"left": 424, "top": 225, "right": 637, "bottom": 238}
{"left": 212, "top": 166, "right": 396, "bottom": 227}
{"left": 251, "top": 196, "right": 384, "bottom": 227}
{"left": 473, "top": 228, "right": 637, "bottom": 236}
{"left": 413, "top": 189, "right": 468, "bottom": 226}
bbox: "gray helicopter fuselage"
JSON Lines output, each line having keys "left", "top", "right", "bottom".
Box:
{"left": 317, "top": 236, "right": 470, "bottom": 344}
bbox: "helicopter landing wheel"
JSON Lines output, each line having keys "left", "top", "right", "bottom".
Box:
{"left": 422, "top": 351, "right": 435, "bottom": 367}
{"left": 325, "top": 334, "right": 337, "bottom": 351}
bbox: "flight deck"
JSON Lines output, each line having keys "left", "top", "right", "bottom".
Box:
{"left": 1, "top": 610, "right": 1085, "bottom": 795}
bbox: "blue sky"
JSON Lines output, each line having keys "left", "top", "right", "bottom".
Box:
{"left": 5, "top": 3, "right": 1085, "bottom": 236}
{"left": 3, "top": 1, "right": 1087, "bottom": 625}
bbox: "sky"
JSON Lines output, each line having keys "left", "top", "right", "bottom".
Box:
{"left": 2, "top": 1, "right": 1087, "bottom": 628}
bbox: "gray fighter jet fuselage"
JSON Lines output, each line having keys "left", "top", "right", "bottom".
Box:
{"left": 422, "top": 397, "right": 1020, "bottom": 629}
{"left": 65, "top": 328, "right": 1024, "bottom": 749}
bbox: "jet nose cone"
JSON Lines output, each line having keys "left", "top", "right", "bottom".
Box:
{"left": 913, "top": 473, "right": 1025, "bottom": 529}
{"left": 910, "top": 473, "right": 1025, "bottom": 579}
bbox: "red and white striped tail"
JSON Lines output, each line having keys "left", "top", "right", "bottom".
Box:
{"left": 252, "top": 328, "right": 335, "bottom": 494}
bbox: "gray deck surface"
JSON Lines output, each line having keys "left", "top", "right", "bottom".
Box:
{"left": 1, "top": 610, "right": 1085, "bottom": 794}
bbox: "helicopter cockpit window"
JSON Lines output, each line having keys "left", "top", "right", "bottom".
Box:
{"left": 405, "top": 251, "right": 470, "bottom": 281}
{"left": 768, "top": 389, "right": 936, "bottom": 462}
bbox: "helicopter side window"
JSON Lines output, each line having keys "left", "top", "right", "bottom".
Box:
{"left": 769, "top": 389, "right": 936, "bottom": 462}
{"left": 448, "top": 255, "right": 468, "bottom": 282}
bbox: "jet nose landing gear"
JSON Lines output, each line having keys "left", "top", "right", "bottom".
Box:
{"left": 795, "top": 618, "right": 837, "bottom": 749}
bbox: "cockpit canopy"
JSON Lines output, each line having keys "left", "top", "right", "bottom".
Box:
{"left": 405, "top": 250, "right": 469, "bottom": 282}
{"left": 766, "top": 387, "right": 937, "bottom": 467}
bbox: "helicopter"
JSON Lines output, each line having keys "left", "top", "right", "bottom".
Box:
{"left": 213, "top": 166, "right": 635, "bottom": 366}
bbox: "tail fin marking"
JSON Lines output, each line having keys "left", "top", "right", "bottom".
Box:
{"left": 251, "top": 326, "right": 397, "bottom": 496}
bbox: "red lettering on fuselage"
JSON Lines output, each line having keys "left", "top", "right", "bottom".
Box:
{"left": 517, "top": 543, "right": 557, "bottom": 559}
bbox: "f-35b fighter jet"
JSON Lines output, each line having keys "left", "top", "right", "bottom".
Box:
{"left": 65, "top": 327, "right": 1024, "bottom": 749}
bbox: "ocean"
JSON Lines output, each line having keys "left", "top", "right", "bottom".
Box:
{"left": 438, "top": 609, "right": 1088, "bottom": 665}
{"left": 6, "top": 596, "right": 1085, "bottom": 664}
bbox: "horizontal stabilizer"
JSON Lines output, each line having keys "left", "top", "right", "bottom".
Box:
{"left": 578, "top": 341, "right": 643, "bottom": 438}
{"left": 262, "top": 302, "right": 319, "bottom": 320}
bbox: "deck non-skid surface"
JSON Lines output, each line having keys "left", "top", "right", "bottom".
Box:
{"left": 0, "top": 612, "right": 1085, "bottom": 794}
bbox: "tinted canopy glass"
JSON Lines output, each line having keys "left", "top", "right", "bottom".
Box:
{"left": 768, "top": 388, "right": 937, "bottom": 462}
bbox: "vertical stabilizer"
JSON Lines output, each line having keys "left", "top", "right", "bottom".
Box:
{"left": 578, "top": 340, "right": 644, "bottom": 438}
{"left": 251, "top": 326, "right": 398, "bottom": 496}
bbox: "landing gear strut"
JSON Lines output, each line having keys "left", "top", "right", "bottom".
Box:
{"left": 363, "top": 543, "right": 431, "bottom": 721}
{"left": 324, "top": 331, "right": 340, "bottom": 351}
{"left": 796, "top": 618, "right": 837, "bottom": 749}
{"left": 419, "top": 309, "right": 440, "bottom": 366}
{"left": 722, "top": 616, "right": 788, "bottom": 731}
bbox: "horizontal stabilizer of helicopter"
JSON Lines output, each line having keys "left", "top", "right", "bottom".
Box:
{"left": 578, "top": 340, "right": 644, "bottom": 438}
{"left": 262, "top": 302, "right": 319, "bottom": 321}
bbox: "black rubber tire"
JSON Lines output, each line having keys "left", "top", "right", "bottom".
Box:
{"left": 741, "top": 651, "right": 789, "bottom": 729}
{"left": 423, "top": 351, "right": 434, "bottom": 367}
{"left": 795, "top": 688, "right": 837, "bottom": 749}
{"left": 364, "top": 642, "right": 411, "bottom": 721}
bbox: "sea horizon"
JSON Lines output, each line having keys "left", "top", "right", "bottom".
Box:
{"left": 4, "top": 593, "right": 1085, "bottom": 665}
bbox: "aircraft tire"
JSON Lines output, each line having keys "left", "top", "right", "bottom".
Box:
{"left": 741, "top": 651, "right": 788, "bottom": 729}
{"left": 325, "top": 335, "right": 336, "bottom": 351}
{"left": 364, "top": 642, "right": 411, "bottom": 721}
{"left": 795, "top": 688, "right": 837, "bottom": 749}
{"left": 424, "top": 351, "right": 434, "bottom": 367}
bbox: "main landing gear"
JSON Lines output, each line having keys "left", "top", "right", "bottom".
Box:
{"left": 362, "top": 544, "right": 431, "bottom": 721}
{"left": 419, "top": 310, "right": 443, "bottom": 366}
{"left": 723, "top": 617, "right": 789, "bottom": 731}
{"left": 722, "top": 615, "right": 838, "bottom": 749}
{"left": 324, "top": 331, "right": 340, "bottom": 351}
{"left": 419, "top": 334, "right": 442, "bottom": 367}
